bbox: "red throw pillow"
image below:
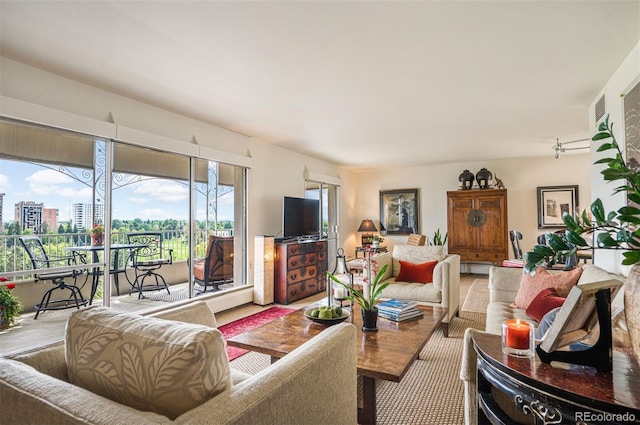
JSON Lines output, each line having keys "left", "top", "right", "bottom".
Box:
{"left": 396, "top": 260, "right": 438, "bottom": 284}
{"left": 525, "top": 287, "right": 566, "bottom": 322}
{"left": 512, "top": 266, "right": 582, "bottom": 310}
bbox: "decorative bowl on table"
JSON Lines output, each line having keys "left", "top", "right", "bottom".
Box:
{"left": 304, "top": 307, "right": 350, "bottom": 326}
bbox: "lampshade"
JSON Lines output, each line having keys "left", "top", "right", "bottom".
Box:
{"left": 357, "top": 219, "right": 378, "bottom": 232}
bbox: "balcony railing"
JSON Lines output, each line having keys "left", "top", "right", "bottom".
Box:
{"left": 0, "top": 229, "right": 233, "bottom": 279}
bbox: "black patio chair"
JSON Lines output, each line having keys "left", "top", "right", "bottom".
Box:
{"left": 18, "top": 236, "right": 87, "bottom": 319}
{"left": 126, "top": 232, "right": 173, "bottom": 299}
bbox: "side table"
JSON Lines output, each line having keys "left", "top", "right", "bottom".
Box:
{"left": 355, "top": 246, "right": 388, "bottom": 259}
{"left": 472, "top": 332, "right": 640, "bottom": 424}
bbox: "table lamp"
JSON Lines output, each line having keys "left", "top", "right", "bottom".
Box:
{"left": 358, "top": 219, "right": 377, "bottom": 246}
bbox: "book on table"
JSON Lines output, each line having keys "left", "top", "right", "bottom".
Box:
{"left": 377, "top": 298, "right": 418, "bottom": 313}
{"left": 378, "top": 308, "right": 424, "bottom": 322}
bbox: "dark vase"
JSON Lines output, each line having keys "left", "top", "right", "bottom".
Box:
{"left": 458, "top": 169, "right": 475, "bottom": 190}
{"left": 475, "top": 168, "right": 493, "bottom": 189}
{"left": 361, "top": 307, "right": 379, "bottom": 332}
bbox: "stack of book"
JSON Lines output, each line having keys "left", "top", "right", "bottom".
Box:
{"left": 377, "top": 298, "right": 424, "bottom": 322}
{"left": 502, "top": 259, "right": 524, "bottom": 268}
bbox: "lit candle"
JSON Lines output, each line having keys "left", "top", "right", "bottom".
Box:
{"left": 504, "top": 319, "right": 531, "bottom": 349}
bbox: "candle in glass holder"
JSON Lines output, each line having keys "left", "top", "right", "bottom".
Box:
{"left": 334, "top": 286, "right": 345, "bottom": 299}
{"left": 502, "top": 319, "right": 534, "bottom": 357}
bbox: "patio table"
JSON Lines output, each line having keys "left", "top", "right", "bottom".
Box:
{"left": 64, "top": 244, "right": 145, "bottom": 302}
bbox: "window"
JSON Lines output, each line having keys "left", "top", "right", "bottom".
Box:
{"left": 0, "top": 118, "right": 247, "bottom": 315}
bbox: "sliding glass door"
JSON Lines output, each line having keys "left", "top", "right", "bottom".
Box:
{"left": 0, "top": 118, "right": 247, "bottom": 319}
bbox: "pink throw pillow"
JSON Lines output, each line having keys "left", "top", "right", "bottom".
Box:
{"left": 525, "top": 287, "right": 566, "bottom": 322}
{"left": 512, "top": 267, "right": 582, "bottom": 310}
{"left": 396, "top": 260, "right": 438, "bottom": 284}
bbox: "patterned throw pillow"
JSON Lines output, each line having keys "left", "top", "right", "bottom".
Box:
{"left": 66, "top": 307, "right": 230, "bottom": 419}
{"left": 513, "top": 267, "right": 582, "bottom": 310}
{"left": 396, "top": 260, "right": 438, "bottom": 284}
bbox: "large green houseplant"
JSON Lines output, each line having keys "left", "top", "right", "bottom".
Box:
{"left": 525, "top": 115, "right": 640, "bottom": 272}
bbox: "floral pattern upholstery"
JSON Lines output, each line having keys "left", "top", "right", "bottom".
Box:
{"left": 66, "top": 307, "right": 231, "bottom": 419}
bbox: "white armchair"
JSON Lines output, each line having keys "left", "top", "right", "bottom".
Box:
{"left": 350, "top": 245, "right": 460, "bottom": 337}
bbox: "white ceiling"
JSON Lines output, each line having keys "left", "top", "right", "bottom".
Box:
{"left": 1, "top": 1, "right": 639, "bottom": 171}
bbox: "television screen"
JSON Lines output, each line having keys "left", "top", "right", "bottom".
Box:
{"left": 283, "top": 196, "right": 320, "bottom": 238}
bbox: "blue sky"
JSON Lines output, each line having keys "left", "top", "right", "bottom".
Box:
{"left": 0, "top": 160, "right": 234, "bottom": 223}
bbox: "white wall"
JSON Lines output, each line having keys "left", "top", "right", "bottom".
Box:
{"left": 346, "top": 155, "right": 591, "bottom": 266}
{"left": 0, "top": 57, "right": 353, "bottom": 289}
{"left": 589, "top": 41, "right": 640, "bottom": 275}
{"left": 0, "top": 56, "right": 605, "bottom": 282}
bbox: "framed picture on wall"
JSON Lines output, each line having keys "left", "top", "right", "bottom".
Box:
{"left": 537, "top": 185, "right": 579, "bottom": 229}
{"left": 379, "top": 189, "right": 419, "bottom": 235}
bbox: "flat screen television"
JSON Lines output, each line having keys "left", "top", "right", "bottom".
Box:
{"left": 283, "top": 196, "right": 320, "bottom": 238}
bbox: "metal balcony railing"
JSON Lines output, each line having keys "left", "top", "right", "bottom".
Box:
{"left": 0, "top": 229, "right": 233, "bottom": 280}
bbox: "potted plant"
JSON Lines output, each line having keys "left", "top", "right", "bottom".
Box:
{"left": 525, "top": 115, "right": 640, "bottom": 271}
{"left": 371, "top": 235, "right": 384, "bottom": 248}
{"left": 0, "top": 277, "right": 22, "bottom": 329}
{"left": 328, "top": 260, "right": 390, "bottom": 331}
{"left": 90, "top": 224, "right": 105, "bottom": 246}
{"left": 429, "top": 229, "right": 448, "bottom": 246}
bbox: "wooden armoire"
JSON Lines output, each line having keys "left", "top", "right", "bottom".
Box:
{"left": 446, "top": 189, "right": 508, "bottom": 263}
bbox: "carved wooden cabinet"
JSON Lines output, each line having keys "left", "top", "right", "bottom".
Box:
{"left": 274, "top": 240, "right": 327, "bottom": 304}
{"left": 447, "top": 189, "right": 508, "bottom": 263}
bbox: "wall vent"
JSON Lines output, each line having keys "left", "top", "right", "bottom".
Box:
{"left": 595, "top": 94, "right": 606, "bottom": 122}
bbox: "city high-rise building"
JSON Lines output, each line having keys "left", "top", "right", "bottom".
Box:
{"left": 72, "top": 203, "right": 104, "bottom": 230}
{"left": 15, "top": 201, "right": 43, "bottom": 233}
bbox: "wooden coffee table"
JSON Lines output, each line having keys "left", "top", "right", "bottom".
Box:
{"left": 228, "top": 303, "right": 447, "bottom": 424}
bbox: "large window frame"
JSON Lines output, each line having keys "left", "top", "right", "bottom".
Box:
{"left": 1, "top": 118, "right": 248, "bottom": 308}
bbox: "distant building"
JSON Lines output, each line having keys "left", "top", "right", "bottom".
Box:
{"left": 72, "top": 203, "right": 104, "bottom": 230}
{"left": 15, "top": 201, "right": 43, "bottom": 232}
{"left": 42, "top": 208, "right": 58, "bottom": 232}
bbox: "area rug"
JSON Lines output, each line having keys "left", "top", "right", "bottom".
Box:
{"left": 219, "top": 307, "right": 294, "bottom": 361}
{"left": 461, "top": 278, "right": 490, "bottom": 314}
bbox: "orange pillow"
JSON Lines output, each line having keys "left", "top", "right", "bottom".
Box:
{"left": 513, "top": 266, "right": 582, "bottom": 310}
{"left": 396, "top": 260, "right": 438, "bottom": 284}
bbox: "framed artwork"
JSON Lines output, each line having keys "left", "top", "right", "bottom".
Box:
{"left": 379, "top": 189, "right": 419, "bottom": 235}
{"left": 537, "top": 185, "right": 579, "bottom": 229}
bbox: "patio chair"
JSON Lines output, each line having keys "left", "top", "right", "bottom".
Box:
{"left": 126, "top": 232, "right": 173, "bottom": 299}
{"left": 18, "top": 236, "right": 88, "bottom": 319}
{"left": 193, "top": 235, "right": 234, "bottom": 293}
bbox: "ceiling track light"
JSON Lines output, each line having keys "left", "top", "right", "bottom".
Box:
{"left": 553, "top": 138, "right": 590, "bottom": 159}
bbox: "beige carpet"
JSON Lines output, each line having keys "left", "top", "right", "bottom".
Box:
{"left": 229, "top": 310, "right": 486, "bottom": 425}
{"left": 461, "top": 278, "right": 489, "bottom": 314}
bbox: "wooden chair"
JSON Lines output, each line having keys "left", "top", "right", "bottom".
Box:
{"left": 407, "top": 234, "right": 426, "bottom": 246}
{"left": 193, "top": 235, "right": 234, "bottom": 293}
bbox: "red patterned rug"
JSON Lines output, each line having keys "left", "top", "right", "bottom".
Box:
{"left": 219, "top": 307, "right": 294, "bottom": 361}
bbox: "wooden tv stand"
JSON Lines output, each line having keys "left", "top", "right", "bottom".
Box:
{"left": 472, "top": 332, "right": 640, "bottom": 424}
{"left": 274, "top": 239, "right": 327, "bottom": 304}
